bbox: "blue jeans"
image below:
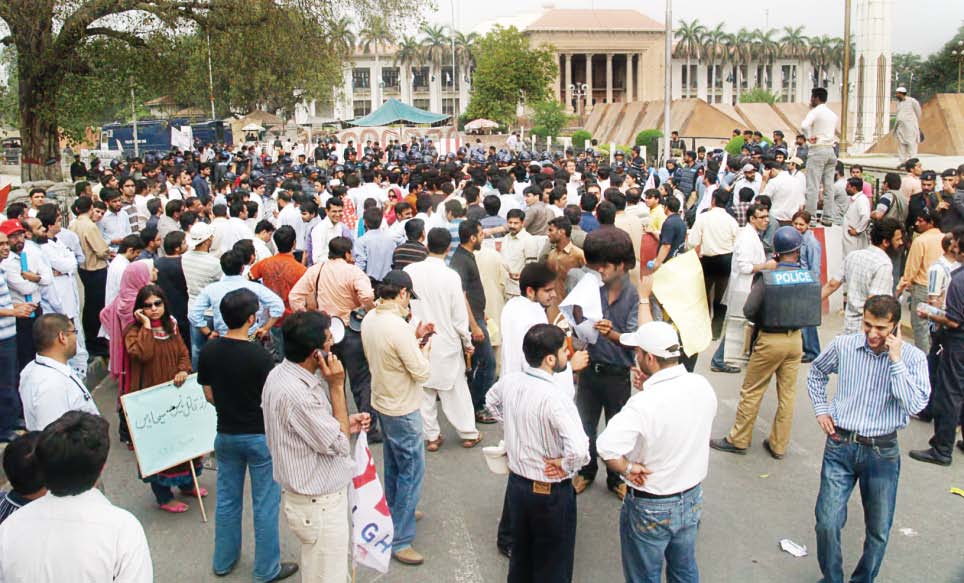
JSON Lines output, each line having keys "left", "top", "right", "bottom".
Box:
{"left": 378, "top": 410, "right": 424, "bottom": 551}
{"left": 815, "top": 436, "right": 900, "bottom": 583}
{"left": 190, "top": 316, "right": 214, "bottom": 370}
{"left": 212, "top": 433, "right": 282, "bottom": 582}
{"left": 802, "top": 326, "right": 821, "bottom": 360}
{"left": 0, "top": 337, "right": 21, "bottom": 434}
{"left": 620, "top": 485, "right": 703, "bottom": 583}
{"left": 710, "top": 338, "right": 726, "bottom": 369}
{"left": 469, "top": 319, "right": 496, "bottom": 411}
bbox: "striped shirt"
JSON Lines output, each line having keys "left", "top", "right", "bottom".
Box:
{"left": 392, "top": 241, "right": 428, "bottom": 270}
{"left": 837, "top": 246, "right": 894, "bottom": 334}
{"left": 807, "top": 333, "right": 930, "bottom": 437}
{"left": 0, "top": 270, "right": 15, "bottom": 341}
{"left": 261, "top": 360, "right": 353, "bottom": 496}
{"left": 0, "top": 491, "right": 29, "bottom": 525}
{"left": 485, "top": 367, "right": 589, "bottom": 482}
{"left": 180, "top": 250, "right": 223, "bottom": 310}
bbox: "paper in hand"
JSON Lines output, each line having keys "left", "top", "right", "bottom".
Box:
{"left": 559, "top": 271, "right": 603, "bottom": 344}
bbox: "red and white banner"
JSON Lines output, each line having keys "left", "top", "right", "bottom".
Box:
{"left": 350, "top": 431, "right": 393, "bottom": 573}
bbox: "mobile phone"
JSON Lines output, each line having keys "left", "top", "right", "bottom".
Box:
{"left": 419, "top": 331, "right": 435, "bottom": 347}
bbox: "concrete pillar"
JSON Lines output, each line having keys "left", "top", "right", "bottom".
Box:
{"left": 401, "top": 66, "right": 412, "bottom": 104}
{"left": 553, "top": 54, "right": 562, "bottom": 102}
{"left": 636, "top": 52, "right": 645, "bottom": 103}
{"left": 585, "top": 53, "right": 594, "bottom": 111}
{"left": 564, "top": 53, "right": 573, "bottom": 112}
{"left": 605, "top": 53, "right": 614, "bottom": 103}
{"left": 625, "top": 54, "right": 633, "bottom": 102}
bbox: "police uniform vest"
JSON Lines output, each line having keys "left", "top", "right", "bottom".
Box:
{"left": 758, "top": 268, "right": 822, "bottom": 329}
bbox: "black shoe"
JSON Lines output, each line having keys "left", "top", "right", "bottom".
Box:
{"left": 909, "top": 448, "right": 952, "bottom": 467}
{"left": 710, "top": 437, "right": 747, "bottom": 455}
{"left": 497, "top": 544, "right": 512, "bottom": 558}
{"left": 957, "top": 440, "right": 964, "bottom": 454}
{"left": 710, "top": 364, "right": 741, "bottom": 374}
{"left": 763, "top": 439, "right": 784, "bottom": 460}
{"left": 801, "top": 356, "right": 815, "bottom": 364}
{"left": 368, "top": 429, "right": 383, "bottom": 444}
{"left": 268, "top": 562, "right": 299, "bottom": 582}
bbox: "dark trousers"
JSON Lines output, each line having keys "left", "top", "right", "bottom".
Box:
{"left": 497, "top": 483, "right": 513, "bottom": 552}
{"left": 931, "top": 333, "right": 964, "bottom": 458}
{"left": 507, "top": 473, "right": 576, "bottom": 583}
{"left": 0, "top": 337, "right": 22, "bottom": 433}
{"left": 79, "top": 268, "right": 108, "bottom": 357}
{"left": 333, "top": 328, "right": 376, "bottom": 432}
{"left": 15, "top": 315, "right": 37, "bottom": 372}
{"left": 468, "top": 319, "right": 496, "bottom": 411}
{"left": 700, "top": 253, "right": 732, "bottom": 339}
{"left": 918, "top": 329, "right": 943, "bottom": 420}
{"left": 577, "top": 363, "right": 631, "bottom": 489}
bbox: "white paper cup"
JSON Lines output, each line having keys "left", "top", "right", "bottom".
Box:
{"left": 482, "top": 441, "right": 509, "bottom": 475}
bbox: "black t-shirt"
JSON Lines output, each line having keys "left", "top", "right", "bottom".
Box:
{"left": 197, "top": 337, "right": 274, "bottom": 434}
{"left": 449, "top": 246, "right": 486, "bottom": 322}
{"left": 659, "top": 214, "right": 687, "bottom": 259}
{"left": 154, "top": 256, "right": 188, "bottom": 329}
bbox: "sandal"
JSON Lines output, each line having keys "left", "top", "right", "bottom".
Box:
{"left": 181, "top": 487, "right": 208, "bottom": 498}
{"left": 159, "top": 501, "right": 189, "bottom": 513}
{"left": 425, "top": 436, "right": 444, "bottom": 452}
{"left": 461, "top": 433, "right": 484, "bottom": 449}
{"left": 475, "top": 411, "right": 497, "bottom": 425}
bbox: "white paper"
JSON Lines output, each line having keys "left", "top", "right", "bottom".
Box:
{"left": 779, "top": 539, "right": 808, "bottom": 558}
{"left": 559, "top": 271, "right": 603, "bottom": 344}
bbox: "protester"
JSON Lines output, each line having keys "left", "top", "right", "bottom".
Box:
{"left": 248, "top": 226, "right": 306, "bottom": 357}
{"left": 0, "top": 431, "right": 44, "bottom": 524}
{"left": 360, "top": 270, "right": 432, "bottom": 565}
{"left": 0, "top": 411, "right": 153, "bottom": 582}
{"left": 197, "top": 288, "right": 295, "bottom": 581}
{"left": 153, "top": 231, "right": 191, "bottom": 349}
{"left": 262, "top": 311, "right": 370, "bottom": 582}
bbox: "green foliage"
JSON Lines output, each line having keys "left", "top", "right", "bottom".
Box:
{"left": 739, "top": 87, "right": 779, "bottom": 104}
{"left": 463, "top": 26, "right": 556, "bottom": 125}
{"left": 571, "top": 130, "right": 592, "bottom": 148}
{"left": 530, "top": 100, "right": 571, "bottom": 138}
{"left": 725, "top": 136, "right": 746, "bottom": 157}
{"left": 634, "top": 129, "right": 662, "bottom": 160}
{"left": 895, "top": 26, "right": 964, "bottom": 101}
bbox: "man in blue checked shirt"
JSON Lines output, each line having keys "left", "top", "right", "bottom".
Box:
{"left": 807, "top": 294, "right": 929, "bottom": 583}
{"left": 189, "top": 249, "right": 284, "bottom": 340}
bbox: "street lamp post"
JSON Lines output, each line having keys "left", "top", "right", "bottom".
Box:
{"left": 663, "top": 0, "right": 672, "bottom": 163}
{"left": 952, "top": 40, "right": 964, "bottom": 94}
{"left": 569, "top": 82, "right": 588, "bottom": 124}
{"left": 840, "top": 0, "right": 852, "bottom": 152}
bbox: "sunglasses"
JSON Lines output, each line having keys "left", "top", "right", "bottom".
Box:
{"left": 142, "top": 300, "right": 164, "bottom": 308}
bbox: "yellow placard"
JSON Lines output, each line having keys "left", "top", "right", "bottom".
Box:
{"left": 652, "top": 250, "right": 712, "bottom": 356}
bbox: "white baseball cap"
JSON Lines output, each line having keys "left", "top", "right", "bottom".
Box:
{"left": 742, "top": 163, "right": 756, "bottom": 173}
{"left": 619, "top": 321, "right": 682, "bottom": 358}
{"left": 188, "top": 222, "right": 215, "bottom": 245}
{"left": 896, "top": 86, "right": 907, "bottom": 94}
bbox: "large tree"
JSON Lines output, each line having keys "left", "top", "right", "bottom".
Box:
{"left": 0, "top": 0, "right": 423, "bottom": 182}
{"left": 463, "top": 26, "right": 555, "bottom": 126}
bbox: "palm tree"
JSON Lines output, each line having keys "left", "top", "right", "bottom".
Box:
{"left": 394, "top": 35, "right": 423, "bottom": 96}
{"left": 454, "top": 30, "right": 479, "bottom": 85}
{"left": 808, "top": 35, "right": 832, "bottom": 86}
{"left": 781, "top": 26, "right": 809, "bottom": 60}
{"left": 703, "top": 24, "right": 726, "bottom": 103}
{"left": 730, "top": 28, "right": 755, "bottom": 101}
{"left": 360, "top": 16, "right": 394, "bottom": 104}
{"left": 674, "top": 19, "right": 706, "bottom": 96}
{"left": 420, "top": 23, "right": 449, "bottom": 102}
{"left": 328, "top": 16, "right": 356, "bottom": 57}
{"left": 754, "top": 28, "right": 780, "bottom": 90}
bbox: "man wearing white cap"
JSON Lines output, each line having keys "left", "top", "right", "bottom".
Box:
{"left": 894, "top": 87, "right": 921, "bottom": 164}
{"left": 181, "top": 222, "right": 224, "bottom": 366}
{"left": 731, "top": 164, "right": 762, "bottom": 199}
{"left": 597, "top": 321, "right": 717, "bottom": 582}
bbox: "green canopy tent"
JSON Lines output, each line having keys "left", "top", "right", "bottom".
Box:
{"left": 349, "top": 98, "right": 450, "bottom": 127}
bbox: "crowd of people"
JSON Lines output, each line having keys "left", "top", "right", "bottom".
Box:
{"left": 0, "top": 84, "right": 960, "bottom": 582}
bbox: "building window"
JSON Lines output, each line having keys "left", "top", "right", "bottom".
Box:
{"left": 681, "top": 64, "right": 698, "bottom": 98}
{"left": 353, "top": 100, "right": 372, "bottom": 118}
{"left": 412, "top": 66, "right": 430, "bottom": 91}
{"left": 442, "top": 98, "right": 459, "bottom": 115}
{"left": 441, "top": 65, "right": 459, "bottom": 90}
{"left": 413, "top": 98, "right": 431, "bottom": 111}
{"left": 754, "top": 64, "right": 772, "bottom": 90}
{"left": 781, "top": 65, "right": 798, "bottom": 102}
{"left": 706, "top": 65, "right": 723, "bottom": 104}
{"left": 382, "top": 67, "right": 400, "bottom": 91}
{"left": 352, "top": 68, "right": 370, "bottom": 90}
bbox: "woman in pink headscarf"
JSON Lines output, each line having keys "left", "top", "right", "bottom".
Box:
{"left": 100, "top": 260, "right": 156, "bottom": 444}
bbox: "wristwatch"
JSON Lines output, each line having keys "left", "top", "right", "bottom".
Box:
{"left": 622, "top": 462, "right": 635, "bottom": 477}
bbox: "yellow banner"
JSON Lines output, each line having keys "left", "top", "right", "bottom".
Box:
{"left": 652, "top": 250, "right": 712, "bottom": 355}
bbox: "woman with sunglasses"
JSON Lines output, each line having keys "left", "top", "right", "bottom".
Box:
{"left": 125, "top": 284, "right": 202, "bottom": 514}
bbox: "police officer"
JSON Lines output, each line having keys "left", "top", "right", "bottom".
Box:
{"left": 710, "top": 226, "right": 821, "bottom": 459}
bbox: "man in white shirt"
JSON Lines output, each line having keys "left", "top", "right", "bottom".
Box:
{"left": 405, "top": 229, "right": 480, "bottom": 451}
{"left": 18, "top": 314, "right": 99, "bottom": 431}
{"left": 309, "top": 198, "right": 353, "bottom": 266}
{"left": 219, "top": 200, "right": 254, "bottom": 255}
{"left": 597, "top": 321, "right": 717, "bottom": 582}
{"left": 688, "top": 189, "right": 740, "bottom": 341}
{"left": 842, "top": 177, "right": 872, "bottom": 257}
{"left": 104, "top": 234, "right": 145, "bottom": 308}
{"left": 500, "top": 209, "right": 542, "bottom": 298}
{"left": 485, "top": 323, "right": 589, "bottom": 583}
{"left": 801, "top": 87, "right": 839, "bottom": 218}
{"left": 0, "top": 411, "right": 152, "bottom": 583}
{"left": 275, "top": 192, "right": 304, "bottom": 257}
{"left": 731, "top": 165, "right": 762, "bottom": 199}
{"left": 98, "top": 189, "right": 133, "bottom": 250}
{"left": 760, "top": 160, "right": 804, "bottom": 225}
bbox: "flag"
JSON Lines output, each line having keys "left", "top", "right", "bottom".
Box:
{"left": 350, "top": 431, "right": 393, "bottom": 573}
{"left": 643, "top": 171, "right": 655, "bottom": 192}
{"left": 0, "top": 183, "right": 10, "bottom": 210}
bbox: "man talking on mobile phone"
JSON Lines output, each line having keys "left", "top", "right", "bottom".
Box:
{"left": 806, "top": 295, "right": 930, "bottom": 583}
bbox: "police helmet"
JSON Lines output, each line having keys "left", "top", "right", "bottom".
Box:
{"left": 773, "top": 226, "right": 804, "bottom": 255}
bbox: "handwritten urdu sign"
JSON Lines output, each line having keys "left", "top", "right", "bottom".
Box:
{"left": 120, "top": 374, "right": 217, "bottom": 477}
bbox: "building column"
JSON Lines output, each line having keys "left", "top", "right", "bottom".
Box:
{"left": 401, "top": 67, "right": 412, "bottom": 104}
{"left": 624, "top": 54, "right": 633, "bottom": 102}
{"left": 564, "top": 53, "right": 573, "bottom": 112}
{"left": 553, "top": 54, "right": 562, "bottom": 102}
{"left": 585, "top": 53, "right": 594, "bottom": 111}
{"left": 636, "top": 52, "right": 645, "bottom": 103}
{"left": 605, "top": 53, "right": 614, "bottom": 103}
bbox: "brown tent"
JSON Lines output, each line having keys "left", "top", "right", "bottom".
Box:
{"left": 867, "top": 93, "right": 964, "bottom": 157}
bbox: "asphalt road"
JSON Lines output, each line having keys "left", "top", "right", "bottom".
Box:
{"left": 91, "top": 316, "right": 964, "bottom": 583}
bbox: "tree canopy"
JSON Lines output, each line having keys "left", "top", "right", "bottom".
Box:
{"left": 463, "top": 26, "right": 556, "bottom": 126}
